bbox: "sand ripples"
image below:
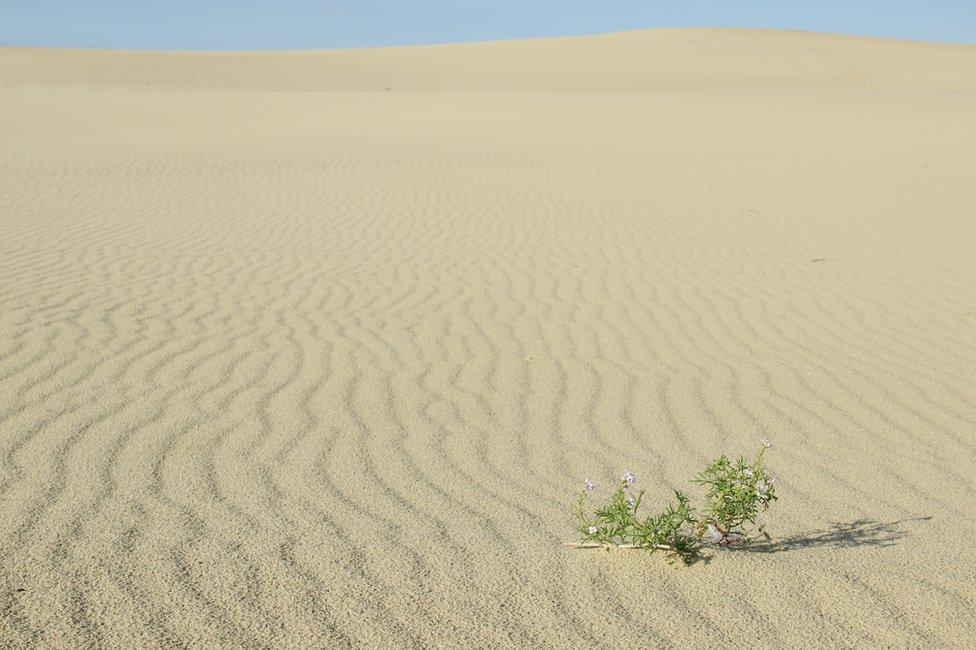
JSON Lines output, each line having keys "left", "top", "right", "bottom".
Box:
{"left": 3, "top": 30, "right": 976, "bottom": 646}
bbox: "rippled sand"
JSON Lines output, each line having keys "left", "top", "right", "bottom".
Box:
{"left": 2, "top": 29, "right": 975, "bottom": 647}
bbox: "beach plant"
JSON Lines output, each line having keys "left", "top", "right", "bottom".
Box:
{"left": 693, "top": 438, "right": 777, "bottom": 546}
{"left": 570, "top": 440, "right": 777, "bottom": 565}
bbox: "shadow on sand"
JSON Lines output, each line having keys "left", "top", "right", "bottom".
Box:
{"left": 733, "top": 516, "right": 931, "bottom": 554}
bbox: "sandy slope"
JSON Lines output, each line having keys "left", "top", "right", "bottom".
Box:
{"left": 1, "top": 28, "right": 975, "bottom": 647}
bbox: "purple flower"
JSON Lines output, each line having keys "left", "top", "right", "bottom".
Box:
{"left": 583, "top": 479, "right": 595, "bottom": 492}
{"left": 621, "top": 471, "right": 636, "bottom": 486}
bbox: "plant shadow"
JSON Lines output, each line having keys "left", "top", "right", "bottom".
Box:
{"left": 731, "top": 516, "right": 931, "bottom": 554}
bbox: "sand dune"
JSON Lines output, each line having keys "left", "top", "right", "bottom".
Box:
{"left": 1, "top": 28, "right": 975, "bottom": 646}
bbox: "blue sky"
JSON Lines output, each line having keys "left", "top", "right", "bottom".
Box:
{"left": 1, "top": 1, "right": 974, "bottom": 50}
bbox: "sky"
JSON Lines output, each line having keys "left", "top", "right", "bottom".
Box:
{"left": 1, "top": 0, "right": 974, "bottom": 50}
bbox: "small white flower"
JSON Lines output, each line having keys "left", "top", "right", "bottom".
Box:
{"left": 583, "top": 479, "right": 595, "bottom": 492}
{"left": 587, "top": 526, "right": 598, "bottom": 535}
{"left": 621, "top": 470, "right": 636, "bottom": 486}
{"left": 744, "top": 468, "right": 754, "bottom": 478}
{"left": 756, "top": 479, "right": 769, "bottom": 498}
{"left": 626, "top": 494, "right": 636, "bottom": 508}
{"left": 760, "top": 438, "right": 772, "bottom": 449}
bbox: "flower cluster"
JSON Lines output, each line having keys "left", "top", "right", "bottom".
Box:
{"left": 573, "top": 441, "right": 778, "bottom": 565}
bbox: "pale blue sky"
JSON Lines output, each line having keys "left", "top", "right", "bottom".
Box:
{"left": 1, "top": 1, "right": 974, "bottom": 50}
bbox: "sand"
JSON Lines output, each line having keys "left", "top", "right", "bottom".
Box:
{"left": 2, "top": 28, "right": 975, "bottom": 647}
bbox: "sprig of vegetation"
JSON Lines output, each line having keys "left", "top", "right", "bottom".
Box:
{"left": 570, "top": 440, "right": 777, "bottom": 565}
{"left": 693, "top": 438, "right": 777, "bottom": 546}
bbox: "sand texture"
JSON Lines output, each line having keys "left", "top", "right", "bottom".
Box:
{"left": 2, "top": 28, "right": 976, "bottom": 647}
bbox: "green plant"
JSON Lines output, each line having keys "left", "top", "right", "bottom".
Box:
{"left": 693, "top": 438, "right": 777, "bottom": 546}
{"left": 570, "top": 440, "right": 777, "bottom": 565}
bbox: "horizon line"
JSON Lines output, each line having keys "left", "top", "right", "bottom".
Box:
{"left": 2, "top": 26, "right": 975, "bottom": 54}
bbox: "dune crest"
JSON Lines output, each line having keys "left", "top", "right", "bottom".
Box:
{"left": 4, "top": 28, "right": 976, "bottom": 91}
